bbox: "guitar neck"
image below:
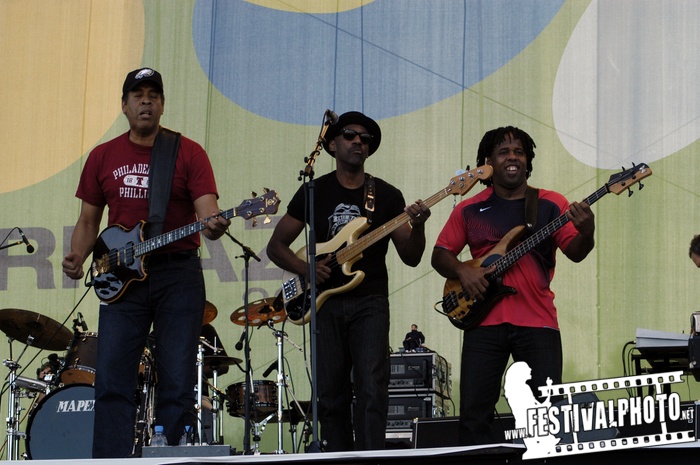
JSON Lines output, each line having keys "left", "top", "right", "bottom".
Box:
{"left": 492, "top": 185, "right": 609, "bottom": 277}
{"left": 337, "top": 187, "right": 454, "bottom": 264}
{"left": 133, "top": 207, "right": 237, "bottom": 257}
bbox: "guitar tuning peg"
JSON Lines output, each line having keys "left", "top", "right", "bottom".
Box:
{"left": 628, "top": 189, "right": 634, "bottom": 197}
{"left": 251, "top": 191, "right": 258, "bottom": 198}
{"left": 639, "top": 181, "right": 644, "bottom": 190}
{"left": 252, "top": 218, "right": 258, "bottom": 227}
{"left": 263, "top": 187, "right": 270, "bottom": 194}
{"left": 264, "top": 215, "right": 272, "bottom": 225}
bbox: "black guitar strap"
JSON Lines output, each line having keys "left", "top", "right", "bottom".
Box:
{"left": 525, "top": 186, "right": 539, "bottom": 233}
{"left": 364, "top": 173, "right": 376, "bottom": 225}
{"left": 147, "top": 127, "right": 181, "bottom": 239}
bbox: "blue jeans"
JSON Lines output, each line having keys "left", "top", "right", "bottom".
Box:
{"left": 316, "top": 294, "right": 390, "bottom": 451}
{"left": 92, "top": 255, "right": 204, "bottom": 457}
{"left": 458, "top": 324, "right": 562, "bottom": 446}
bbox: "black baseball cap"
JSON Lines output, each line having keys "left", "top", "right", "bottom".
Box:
{"left": 122, "top": 67, "right": 164, "bottom": 97}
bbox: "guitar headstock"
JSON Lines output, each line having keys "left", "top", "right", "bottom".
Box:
{"left": 237, "top": 189, "right": 280, "bottom": 225}
{"left": 446, "top": 165, "right": 493, "bottom": 196}
{"left": 606, "top": 163, "right": 652, "bottom": 196}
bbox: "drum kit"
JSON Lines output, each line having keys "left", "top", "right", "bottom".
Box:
{"left": 226, "top": 297, "right": 310, "bottom": 454}
{"left": 0, "top": 297, "right": 308, "bottom": 459}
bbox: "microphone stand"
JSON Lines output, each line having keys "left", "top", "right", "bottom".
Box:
{"left": 224, "top": 231, "right": 260, "bottom": 453}
{"left": 298, "top": 113, "right": 334, "bottom": 452}
{"left": 0, "top": 241, "right": 23, "bottom": 252}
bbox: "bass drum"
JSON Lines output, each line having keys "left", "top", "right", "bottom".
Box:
{"left": 25, "top": 384, "right": 95, "bottom": 459}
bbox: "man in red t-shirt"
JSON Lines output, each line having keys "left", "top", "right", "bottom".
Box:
{"left": 62, "top": 68, "right": 230, "bottom": 457}
{"left": 431, "top": 126, "right": 595, "bottom": 446}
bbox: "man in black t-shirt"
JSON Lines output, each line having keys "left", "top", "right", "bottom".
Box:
{"left": 267, "top": 112, "right": 431, "bottom": 451}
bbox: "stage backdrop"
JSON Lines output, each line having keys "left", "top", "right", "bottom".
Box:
{"left": 1, "top": 0, "right": 699, "bottom": 455}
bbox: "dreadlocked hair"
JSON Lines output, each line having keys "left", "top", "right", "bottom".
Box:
{"left": 476, "top": 126, "right": 536, "bottom": 186}
{"left": 689, "top": 234, "right": 700, "bottom": 258}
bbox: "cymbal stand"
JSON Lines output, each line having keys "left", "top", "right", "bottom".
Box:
{"left": 224, "top": 230, "right": 261, "bottom": 453}
{"left": 196, "top": 340, "right": 205, "bottom": 445}
{"left": 199, "top": 336, "right": 224, "bottom": 444}
{"left": 3, "top": 337, "right": 31, "bottom": 461}
{"left": 265, "top": 320, "right": 305, "bottom": 454}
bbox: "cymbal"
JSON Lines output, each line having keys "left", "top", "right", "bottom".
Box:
{"left": 230, "top": 296, "right": 286, "bottom": 327}
{"left": 203, "top": 355, "right": 242, "bottom": 369}
{"left": 0, "top": 308, "right": 72, "bottom": 350}
{"left": 203, "top": 301, "right": 218, "bottom": 326}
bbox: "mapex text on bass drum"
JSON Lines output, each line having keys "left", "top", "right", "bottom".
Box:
{"left": 25, "top": 384, "right": 95, "bottom": 460}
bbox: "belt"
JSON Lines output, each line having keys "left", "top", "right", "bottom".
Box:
{"left": 148, "top": 249, "right": 199, "bottom": 265}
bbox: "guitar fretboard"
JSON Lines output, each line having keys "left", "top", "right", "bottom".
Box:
{"left": 133, "top": 207, "right": 238, "bottom": 257}
{"left": 336, "top": 172, "right": 482, "bottom": 264}
{"left": 492, "top": 185, "right": 609, "bottom": 277}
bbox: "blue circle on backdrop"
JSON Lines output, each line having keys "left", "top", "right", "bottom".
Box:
{"left": 193, "top": 0, "right": 564, "bottom": 125}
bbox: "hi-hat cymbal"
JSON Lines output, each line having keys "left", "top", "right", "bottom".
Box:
{"left": 230, "top": 296, "right": 286, "bottom": 327}
{"left": 0, "top": 308, "right": 72, "bottom": 350}
{"left": 202, "top": 355, "right": 240, "bottom": 378}
{"left": 203, "top": 301, "right": 218, "bottom": 326}
{"left": 203, "top": 355, "right": 242, "bottom": 369}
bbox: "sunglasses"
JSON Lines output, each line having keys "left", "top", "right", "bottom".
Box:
{"left": 340, "top": 129, "right": 373, "bottom": 145}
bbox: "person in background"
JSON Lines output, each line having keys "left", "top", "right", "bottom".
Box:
{"left": 689, "top": 235, "right": 700, "bottom": 267}
{"left": 402, "top": 324, "right": 425, "bottom": 351}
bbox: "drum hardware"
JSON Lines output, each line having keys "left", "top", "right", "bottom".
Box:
{"left": 25, "top": 384, "right": 96, "bottom": 459}
{"left": 201, "top": 353, "right": 240, "bottom": 444}
{"left": 61, "top": 331, "right": 98, "bottom": 385}
{"left": 263, "top": 319, "right": 305, "bottom": 454}
{"left": 230, "top": 296, "right": 286, "bottom": 328}
{"left": 133, "top": 348, "right": 157, "bottom": 456}
{"left": 203, "top": 301, "right": 218, "bottom": 326}
{"left": 13, "top": 376, "right": 48, "bottom": 393}
{"left": 0, "top": 308, "right": 73, "bottom": 352}
{"left": 0, "top": 308, "right": 72, "bottom": 461}
{"left": 223, "top": 229, "right": 267, "bottom": 453}
{"left": 3, "top": 357, "right": 25, "bottom": 461}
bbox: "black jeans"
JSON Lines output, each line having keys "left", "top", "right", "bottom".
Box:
{"left": 92, "top": 254, "right": 204, "bottom": 457}
{"left": 316, "top": 294, "right": 390, "bottom": 451}
{"left": 458, "top": 323, "right": 562, "bottom": 446}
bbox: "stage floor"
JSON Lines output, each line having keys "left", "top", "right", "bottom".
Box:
{"left": 3, "top": 442, "right": 700, "bottom": 465}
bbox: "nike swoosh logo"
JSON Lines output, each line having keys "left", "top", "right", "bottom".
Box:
{"left": 479, "top": 206, "right": 492, "bottom": 212}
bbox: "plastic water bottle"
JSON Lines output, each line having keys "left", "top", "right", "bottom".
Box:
{"left": 178, "top": 425, "right": 192, "bottom": 446}
{"left": 150, "top": 425, "right": 168, "bottom": 447}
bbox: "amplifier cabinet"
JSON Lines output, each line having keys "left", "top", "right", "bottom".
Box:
{"left": 386, "top": 392, "right": 452, "bottom": 431}
{"left": 388, "top": 352, "right": 451, "bottom": 397}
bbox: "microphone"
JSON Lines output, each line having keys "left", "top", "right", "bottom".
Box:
{"left": 262, "top": 361, "right": 278, "bottom": 378}
{"left": 77, "top": 312, "right": 88, "bottom": 332}
{"left": 17, "top": 228, "right": 34, "bottom": 253}
{"left": 325, "top": 109, "right": 339, "bottom": 125}
{"left": 235, "top": 330, "right": 246, "bottom": 351}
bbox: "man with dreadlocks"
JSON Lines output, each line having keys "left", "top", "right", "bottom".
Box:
{"left": 431, "top": 126, "right": 595, "bottom": 446}
{"left": 689, "top": 234, "right": 700, "bottom": 267}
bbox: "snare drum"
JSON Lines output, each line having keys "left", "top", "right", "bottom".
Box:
{"left": 25, "top": 384, "right": 95, "bottom": 459}
{"left": 61, "top": 332, "right": 98, "bottom": 385}
{"left": 226, "top": 380, "right": 277, "bottom": 417}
